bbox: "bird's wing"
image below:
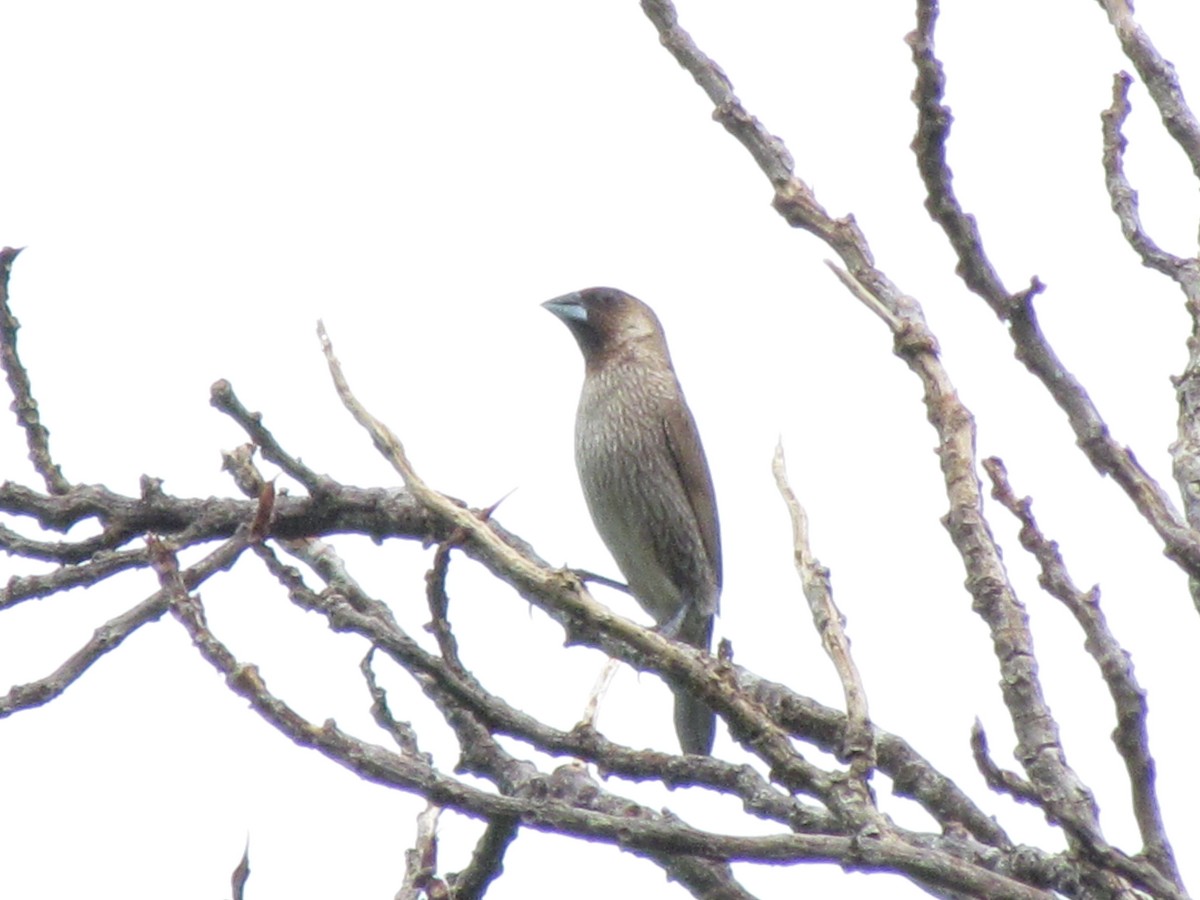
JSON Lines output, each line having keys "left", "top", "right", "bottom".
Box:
{"left": 661, "top": 394, "right": 722, "bottom": 596}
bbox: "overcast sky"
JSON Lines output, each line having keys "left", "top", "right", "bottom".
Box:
{"left": 3, "top": 2, "right": 1200, "bottom": 898}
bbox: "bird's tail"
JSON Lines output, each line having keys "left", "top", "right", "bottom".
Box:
{"left": 671, "top": 607, "right": 716, "bottom": 755}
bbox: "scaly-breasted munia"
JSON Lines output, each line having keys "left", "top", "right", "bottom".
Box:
{"left": 544, "top": 287, "right": 721, "bottom": 755}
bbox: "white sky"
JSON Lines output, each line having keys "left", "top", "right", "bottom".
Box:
{"left": 2, "top": 1, "right": 1199, "bottom": 898}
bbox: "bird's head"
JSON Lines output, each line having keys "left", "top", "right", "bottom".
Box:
{"left": 542, "top": 287, "right": 666, "bottom": 367}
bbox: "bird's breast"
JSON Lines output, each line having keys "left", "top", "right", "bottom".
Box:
{"left": 574, "top": 363, "right": 704, "bottom": 624}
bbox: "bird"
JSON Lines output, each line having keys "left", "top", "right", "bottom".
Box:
{"left": 542, "top": 287, "right": 722, "bottom": 755}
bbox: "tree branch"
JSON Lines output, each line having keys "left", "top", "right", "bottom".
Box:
{"left": 0, "top": 246, "right": 70, "bottom": 494}
{"left": 642, "top": 0, "right": 1107, "bottom": 867}
{"left": 772, "top": 442, "right": 874, "bottom": 778}
{"left": 0, "top": 535, "right": 248, "bottom": 717}
{"left": 984, "top": 457, "right": 1181, "bottom": 891}
{"left": 908, "top": 0, "right": 1200, "bottom": 597}
{"left": 1096, "top": 0, "right": 1200, "bottom": 181}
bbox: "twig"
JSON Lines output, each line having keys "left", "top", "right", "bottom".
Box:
{"left": 316, "top": 321, "right": 423, "bottom": 488}
{"left": 970, "top": 719, "right": 1041, "bottom": 807}
{"left": 984, "top": 457, "right": 1181, "bottom": 889}
{"left": 361, "top": 649, "right": 428, "bottom": 759}
{"left": 0, "top": 247, "right": 70, "bottom": 494}
{"left": 966, "top": 722, "right": 1175, "bottom": 895}
{"left": 1099, "top": 71, "right": 1200, "bottom": 563}
{"left": 0, "top": 519, "right": 143, "bottom": 565}
{"left": 580, "top": 657, "right": 620, "bottom": 736}
{"left": 211, "top": 379, "right": 338, "bottom": 497}
{"left": 425, "top": 537, "right": 465, "bottom": 673}
{"left": 219, "top": 439, "right": 404, "bottom": 627}
{"left": 1, "top": 546, "right": 149, "bottom": 609}
{"left": 0, "top": 594, "right": 168, "bottom": 717}
{"left": 771, "top": 442, "right": 874, "bottom": 779}
{"left": 1097, "top": 0, "right": 1200, "bottom": 180}
{"left": 396, "top": 804, "right": 448, "bottom": 900}
{"left": 1099, "top": 73, "right": 1196, "bottom": 281}
{"left": 447, "top": 817, "right": 519, "bottom": 900}
{"left": 824, "top": 261, "right": 905, "bottom": 332}
{"left": 0, "top": 536, "right": 247, "bottom": 717}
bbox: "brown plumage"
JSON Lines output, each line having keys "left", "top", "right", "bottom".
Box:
{"left": 543, "top": 287, "right": 722, "bottom": 755}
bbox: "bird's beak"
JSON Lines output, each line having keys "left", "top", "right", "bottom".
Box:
{"left": 542, "top": 292, "right": 588, "bottom": 324}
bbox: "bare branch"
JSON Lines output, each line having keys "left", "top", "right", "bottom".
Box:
{"left": 211, "top": 379, "right": 338, "bottom": 497}
{"left": 1100, "top": 73, "right": 1198, "bottom": 282}
{"left": 1097, "top": 0, "right": 1200, "bottom": 181}
{"left": 772, "top": 442, "right": 873, "bottom": 777}
{"left": 411, "top": 637, "right": 757, "bottom": 900}
{"left": 397, "top": 805, "right": 448, "bottom": 900}
{"left": 0, "top": 594, "right": 167, "bottom": 717}
{"left": 361, "top": 649, "right": 428, "bottom": 759}
{"left": 1098, "top": 70, "right": 1200, "bottom": 543}
{"left": 446, "top": 817, "right": 519, "bottom": 900}
{"left": 2, "top": 545, "right": 149, "bottom": 609}
{"left": 984, "top": 457, "right": 1181, "bottom": 890}
{"left": 824, "top": 261, "right": 905, "bottom": 332}
{"left": 641, "top": 0, "right": 1104, "bottom": 861}
{"left": 0, "top": 536, "right": 247, "bottom": 718}
{"left": 640, "top": 1, "right": 792, "bottom": 188}
{"left": 425, "top": 535, "right": 466, "bottom": 674}
{"left": 970, "top": 719, "right": 1042, "bottom": 808}
{"left": 0, "top": 478, "right": 442, "bottom": 567}
{"left": 0, "top": 246, "right": 70, "bottom": 494}
{"left": 145, "top": 532, "right": 1046, "bottom": 893}
{"left": 908, "top": 0, "right": 1200, "bottom": 591}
